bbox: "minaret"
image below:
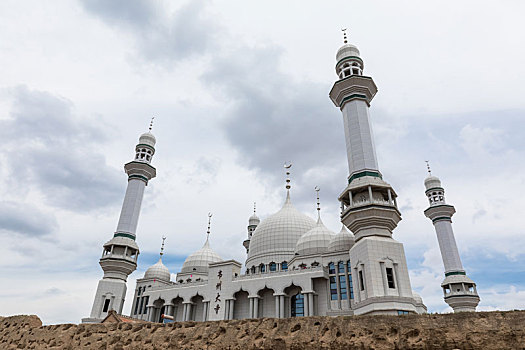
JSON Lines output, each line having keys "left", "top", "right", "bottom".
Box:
{"left": 243, "top": 203, "right": 259, "bottom": 254}
{"left": 82, "top": 120, "right": 157, "bottom": 323}
{"left": 329, "top": 30, "right": 422, "bottom": 315}
{"left": 423, "top": 164, "right": 480, "bottom": 312}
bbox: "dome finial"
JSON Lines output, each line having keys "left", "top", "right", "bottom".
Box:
{"left": 206, "top": 212, "right": 213, "bottom": 240}
{"left": 160, "top": 236, "right": 166, "bottom": 257}
{"left": 315, "top": 186, "right": 321, "bottom": 218}
{"left": 253, "top": 202, "right": 257, "bottom": 214}
{"left": 284, "top": 162, "right": 292, "bottom": 191}
{"left": 425, "top": 160, "right": 432, "bottom": 176}
{"left": 342, "top": 28, "right": 348, "bottom": 44}
{"left": 149, "top": 116, "right": 155, "bottom": 132}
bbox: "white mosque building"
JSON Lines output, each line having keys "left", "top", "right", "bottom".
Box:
{"left": 82, "top": 35, "right": 478, "bottom": 324}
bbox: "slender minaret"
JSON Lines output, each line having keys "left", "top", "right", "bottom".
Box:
{"left": 329, "top": 30, "right": 422, "bottom": 315}
{"left": 243, "top": 203, "right": 259, "bottom": 254}
{"left": 423, "top": 163, "right": 480, "bottom": 312}
{"left": 82, "top": 120, "right": 157, "bottom": 323}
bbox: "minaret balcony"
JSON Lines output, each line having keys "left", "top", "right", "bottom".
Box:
{"left": 424, "top": 204, "right": 456, "bottom": 222}
{"left": 329, "top": 75, "right": 378, "bottom": 108}
{"left": 124, "top": 161, "right": 157, "bottom": 182}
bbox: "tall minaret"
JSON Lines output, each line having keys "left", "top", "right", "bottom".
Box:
{"left": 243, "top": 203, "right": 259, "bottom": 255}
{"left": 82, "top": 121, "right": 157, "bottom": 323}
{"left": 423, "top": 164, "right": 480, "bottom": 312}
{"left": 329, "top": 30, "right": 422, "bottom": 315}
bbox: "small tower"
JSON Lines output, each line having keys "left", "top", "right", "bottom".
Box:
{"left": 243, "top": 203, "right": 259, "bottom": 254}
{"left": 329, "top": 31, "right": 422, "bottom": 315}
{"left": 82, "top": 120, "right": 157, "bottom": 323}
{"left": 423, "top": 164, "right": 480, "bottom": 312}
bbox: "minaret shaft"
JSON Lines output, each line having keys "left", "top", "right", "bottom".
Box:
{"left": 342, "top": 100, "right": 379, "bottom": 176}
{"left": 433, "top": 220, "right": 464, "bottom": 273}
{"left": 116, "top": 179, "right": 146, "bottom": 237}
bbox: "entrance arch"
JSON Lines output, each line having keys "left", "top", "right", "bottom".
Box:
{"left": 257, "top": 287, "right": 275, "bottom": 318}
{"left": 291, "top": 294, "right": 305, "bottom": 317}
{"left": 233, "top": 290, "right": 250, "bottom": 320}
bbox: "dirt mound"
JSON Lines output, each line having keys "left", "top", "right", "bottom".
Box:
{"left": 1, "top": 311, "right": 525, "bottom": 349}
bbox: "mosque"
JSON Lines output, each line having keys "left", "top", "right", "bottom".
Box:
{"left": 82, "top": 34, "right": 479, "bottom": 324}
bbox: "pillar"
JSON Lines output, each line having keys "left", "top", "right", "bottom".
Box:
{"left": 279, "top": 295, "right": 285, "bottom": 318}
{"left": 202, "top": 302, "right": 208, "bottom": 322}
{"left": 303, "top": 293, "right": 310, "bottom": 316}
{"left": 308, "top": 293, "right": 314, "bottom": 316}
{"left": 253, "top": 297, "right": 259, "bottom": 318}
{"left": 249, "top": 297, "right": 254, "bottom": 318}
{"left": 228, "top": 299, "right": 234, "bottom": 320}
{"left": 275, "top": 296, "right": 280, "bottom": 318}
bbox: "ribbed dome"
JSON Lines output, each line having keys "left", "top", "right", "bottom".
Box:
{"left": 336, "top": 43, "right": 360, "bottom": 62}
{"left": 295, "top": 217, "right": 335, "bottom": 256}
{"left": 327, "top": 225, "right": 355, "bottom": 252}
{"left": 248, "top": 213, "right": 260, "bottom": 226}
{"left": 246, "top": 192, "right": 316, "bottom": 267}
{"left": 181, "top": 238, "right": 222, "bottom": 274}
{"left": 139, "top": 132, "right": 156, "bottom": 147}
{"left": 424, "top": 175, "right": 442, "bottom": 190}
{"left": 144, "top": 257, "right": 170, "bottom": 281}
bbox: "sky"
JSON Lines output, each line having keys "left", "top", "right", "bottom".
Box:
{"left": 1, "top": 0, "right": 524, "bottom": 324}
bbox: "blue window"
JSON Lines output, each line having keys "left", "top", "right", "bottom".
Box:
{"left": 328, "top": 262, "right": 336, "bottom": 275}
{"left": 338, "top": 261, "right": 345, "bottom": 274}
{"left": 269, "top": 262, "right": 277, "bottom": 272}
{"left": 397, "top": 310, "right": 409, "bottom": 315}
{"left": 330, "top": 276, "right": 338, "bottom": 300}
{"left": 348, "top": 271, "right": 354, "bottom": 300}
{"left": 281, "top": 261, "right": 288, "bottom": 271}
{"left": 260, "top": 264, "right": 266, "bottom": 273}
{"left": 291, "top": 294, "right": 304, "bottom": 317}
{"left": 339, "top": 275, "right": 347, "bottom": 300}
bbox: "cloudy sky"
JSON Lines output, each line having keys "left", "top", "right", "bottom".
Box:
{"left": 1, "top": 0, "right": 524, "bottom": 324}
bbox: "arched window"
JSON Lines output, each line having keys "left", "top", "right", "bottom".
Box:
{"left": 259, "top": 264, "right": 266, "bottom": 273}
{"left": 338, "top": 261, "right": 345, "bottom": 273}
{"left": 291, "top": 294, "right": 304, "bottom": 317}
{"left": 281, "top": 261, "right": 288, "bottom": 271}
{"left": 269, "top": 262, "right": 277, "bottom": 272}
{"left": 328, "top": 262, "right": 336, "bottom": 275}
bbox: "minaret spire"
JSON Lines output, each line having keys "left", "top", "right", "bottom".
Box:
{"left": 315, "top": 186, "right": 321, "bottom": 220}
{"left": 425, "top": 160, "right": 432, "bottom": 176}
{"left": 206, "top": 212, "right": 212, "bottom": 241}
{"left": 342, "top": 28, "right": 348, "bottom": 44}
{"left": 423, "top": 169, "right": 480, "bottom": 312}
{"left": 160, "top": 236, "right": 166, "bottom": 257}
{"left": 149, "top": 116, "right": 155, "bottom": 132}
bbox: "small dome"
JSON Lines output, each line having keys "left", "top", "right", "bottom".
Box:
{"left": 336, "top": 43, "right": 360, "bottom": 62}
{"left": 144, "top": 257, "right": 170, "bottom": 281}
{"left": 327, "top": 225, "right": 355, "bottom": 252}
{"left": 181, "top": 238, "right": 222, "bottom": 274}
{"left": 246, "top": 192, "right": 316, "bottom": 267}
{"left": 295, "top": 217, "right": 335, "bottom": 256}
{"left": 249, "top": 213, "right": 260, "bottom": 226}
{"left": 139, "top": 132, "right": 156, "bottom": 148}
{"left": 424, "top": 175, "right": 442, "bottom": 190}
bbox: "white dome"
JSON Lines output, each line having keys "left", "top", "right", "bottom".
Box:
{"left": 139, "top": 132, "right": 156, "bottom": 147}
{"left": 424, "top": 175, "right": 442, "bottom": 190}
{"left": 144, "top": 257, "right": 170, "bottom": 281}
{"left": 327, "top": 225, "right": 355, "bottom": 252}
{"left": 295, "top": 217, "right": 335, "bottom": 256}
{"left": 246, "top": 192, "right": 316, "bottom": 267}
{"left": 336, "top": 43, "right": 360, "bottom": 62}
{"left": 181, "top": 238, "right": 222, "bottom": 274}
{"left": 248, "top": 213, "right": 260, "bottom": 226}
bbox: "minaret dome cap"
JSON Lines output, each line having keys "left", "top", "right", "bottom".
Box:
{"left": 249, "top": 213, "right": 260, "bottom": 226}
{"left": 139, "top": 132, "right": 156, "bottom": 147}
{"left": 336, "top": 43, "right": 360, "bottom": 62}
{"left": 424, "top": 175, "right": 442, "bottom": 190}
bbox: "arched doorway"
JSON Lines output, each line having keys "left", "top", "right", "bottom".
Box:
{"left": 171, "top": 297, "right": 184, "bottom": 322}
{"left": 191, "top": 295, "right": 205, "bottom": 322}
{"left": 291, "top": 293, "right": 304, "bottom": 317}
{"left": 258, "top": 287, "right": 275, "bottom": 318}
{"left": 233, "top": 290, "right": 250, "bottom": 319}
{"left": 153, "top": 298, "right": 165, "bottom": 323}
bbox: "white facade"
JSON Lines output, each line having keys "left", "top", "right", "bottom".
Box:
{"left": 85, "top": 39, "right": 432, "bottom": 323}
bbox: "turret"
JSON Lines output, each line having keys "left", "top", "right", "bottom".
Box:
{"left": 243, "top": 203, "right": 259, "bottom": 254}
{"left": 423, "top": 163, "right": 480, "bottom": 312}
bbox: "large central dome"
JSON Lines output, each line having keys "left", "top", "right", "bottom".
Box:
{"left": 246, "top": 191, "right": 316, "bottom": 268}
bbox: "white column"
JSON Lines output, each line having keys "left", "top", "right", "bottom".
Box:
{"left": 253, "top": 297, "right": 259, "bottom": 318}
{"left": 308, "top": 293, "right": 314, "bottom": 316}
{"left": 115, "top": 179, "right": 146, "bottom": 237}
{"left": 182, "top": 303, "right": 188, "bottom": 321}
{"left": 275, "top": 296, "right": 280, "bottom": 318}
{"left": 249, "top": 298, "right": 254, "bottom": 318}
{"left": 279, "top": 295, "right": 285, "bottom": 318}
{"left": 228, "top": 300, "right": 234, "bottom": 320}
{"left": 202, "top": 302, "right": 208, "bottom": 322}
{"left": 303, "top": 294, "right": 310, "bottom": 316}
{"left": 434, "top": 220, "right": 464, "bottom": 273}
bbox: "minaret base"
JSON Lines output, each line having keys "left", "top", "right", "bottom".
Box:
{"left": 441, "top": 274, "right": 480, "bottom": 312}
{"left": 82, "top": 278, "right": 127, "bottom": 323}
